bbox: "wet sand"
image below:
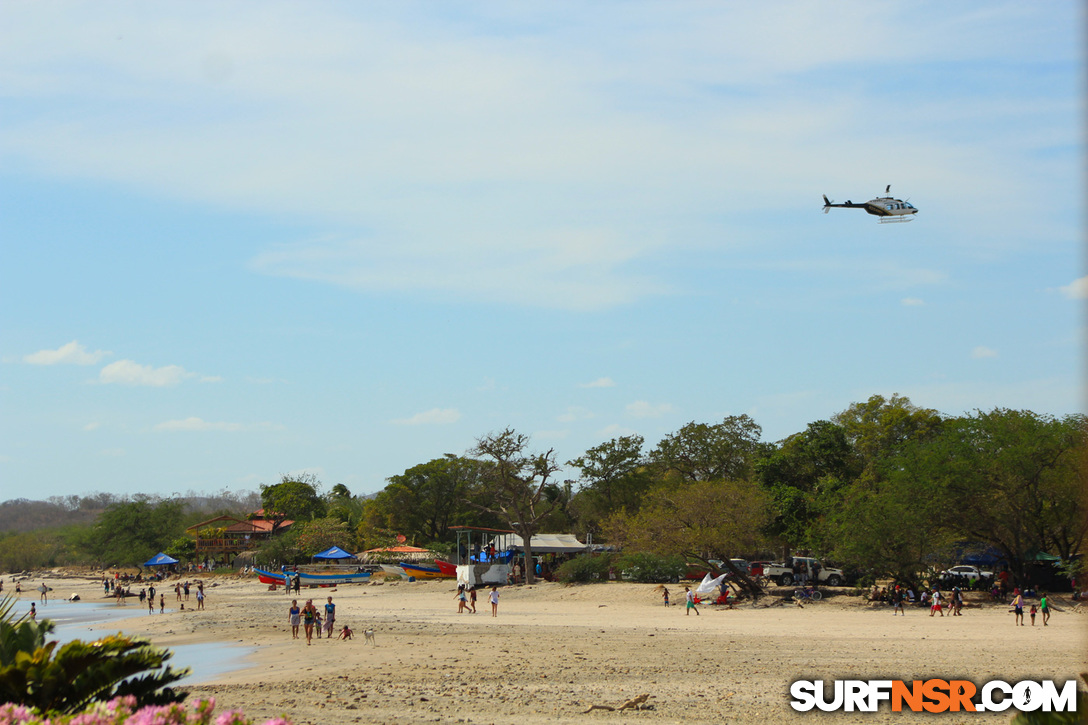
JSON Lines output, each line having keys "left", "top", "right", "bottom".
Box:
{"left": 10, "top": 573, "right": 1087, "bottom": 724}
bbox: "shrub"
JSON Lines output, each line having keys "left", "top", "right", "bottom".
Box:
{"left": 616, "top": 552, "right": 685, "bottom": 583}
{"left": 0, "top": 695, "right": 293, "bottom": 724}
{"left": 556, "top": 553, "right": 615, "bottom": 583}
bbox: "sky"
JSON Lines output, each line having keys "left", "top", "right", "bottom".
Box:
{"left": 1, "top": 2, "right": 1084, "bottom": 502}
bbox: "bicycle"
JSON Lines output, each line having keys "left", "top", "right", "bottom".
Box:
{"left": 793, "top": 586, "right": 822, "bottom": 602}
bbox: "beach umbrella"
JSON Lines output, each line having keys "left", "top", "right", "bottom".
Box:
{"left": 144, "top": 552, "right": 179, "bottom": 567}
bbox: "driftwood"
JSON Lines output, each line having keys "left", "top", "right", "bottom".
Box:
{"left": 582, "top": 693, "right": 652, "bottom": 713}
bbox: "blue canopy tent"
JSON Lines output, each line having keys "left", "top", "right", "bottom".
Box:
{"left": 312, "top": 546, "right": 355, "bottom": 561}
{"left": 143, "top": 552, "right": 179, "bottom": 567}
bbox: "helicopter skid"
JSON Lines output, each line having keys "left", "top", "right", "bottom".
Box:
{"left": 878, "top": 215, "right": 914, "bottom": 224}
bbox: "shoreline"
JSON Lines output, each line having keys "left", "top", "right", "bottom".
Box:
{"left": 7, "top": 571, "right": 1087, "bottom": 723}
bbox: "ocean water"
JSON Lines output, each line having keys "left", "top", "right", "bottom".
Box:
{"left": 10, "top": 597, "right": 253, "bottom": 685}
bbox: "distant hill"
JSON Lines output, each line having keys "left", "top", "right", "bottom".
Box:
{"left": 0, "top": 490, "right": 263, "bottom": 534}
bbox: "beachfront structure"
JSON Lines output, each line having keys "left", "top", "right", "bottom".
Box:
{"left": 186, "top": 510, "right": 294, "bottom": 559}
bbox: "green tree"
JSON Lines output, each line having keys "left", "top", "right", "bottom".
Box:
{"left": 89, "top": 497, "right": 186, "bottom": 566}
{"left": 368, "top": 455, "right": 496, "bottom": 544}
{"left": 606, "top": 479, "right": 770, "bottom": 596}
{"left": 260, "top": 474, "right": 326, "bottom": 533}
{"left": 568, "top": 435, "right": 653, "bottom": 533}
{"left": 832, "top": 394, "right": 942, "bottom": 475}
{"left": 756, "top": 420, "right": 860, "bottom": 551}
{"left": 470, "top": 429, "right": 562, "bottom": 584}
{"left": 649, "top": 415, "right": 763, "bottom": 483}
{"left": 918, "top": 409, "right": 1087, "bottom": 583}
{"left": 295, "top": 517, "right": 354, "bottom": 557}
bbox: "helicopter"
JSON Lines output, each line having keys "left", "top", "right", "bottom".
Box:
{"left": 822, "top": 185, "right": 917, "bottom": 223}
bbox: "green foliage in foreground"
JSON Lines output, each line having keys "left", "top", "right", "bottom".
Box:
{"left": 555, "top": 553, "right": 615, "bottom": 583}
{"left": 0, "top": 634, "right": 189, "bottom": 715}
{"left": 0, "top": 594, "right": 188, "bottom": 715}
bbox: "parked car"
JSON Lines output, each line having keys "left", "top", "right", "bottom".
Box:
{"left": 940, "top": 565, "right": 993, "bottom": 582}
{"left": 762, "top": 557, "right": 845, "bottom": 587}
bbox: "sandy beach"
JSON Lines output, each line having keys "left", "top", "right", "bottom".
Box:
{"left": 9, "top": 572, "right": 1087, "bottom": 724}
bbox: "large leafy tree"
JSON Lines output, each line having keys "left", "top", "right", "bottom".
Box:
{"left": 567, "top": 435, "right": 653, "bottom": 534}
{"left": 606, "top": 479, "right": 770, "bottom": 595}
{"left": 756, "top": 420, "right": 860, "bottom": 551}
{"left": 366, "top": 455, "right": 497, "bottom": 545}
{"left": 649, "top": 415, "right": 763, "bottom": 483}
{"left": 260, "top": 474, "right": 326, "bottom": 533}
{"left": 832, "top": 393, "right": 942, "bottom": 475}
{"left": 88, "top": 497, "right": 186, "bottom": 566}
{"left": 295, "top": 517, "right": 354, "bottom": 557}
{"left": 918, "top": 409, "right": 1087, "bottom": 583}
{"left": 469, "top": 429, "right": 561, "bottom": 584}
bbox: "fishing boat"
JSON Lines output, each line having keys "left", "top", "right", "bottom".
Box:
{"left": 253, "top": 567, "right": 372, "bottom": 587}
{"left": 294, "top": 569, "right": 372, "bottom": 585}
{"left": 254, "top": 567, "right": 288, "bottom": 585}
{"left": 398, "top": 560, "right": 457, "bottom": 579}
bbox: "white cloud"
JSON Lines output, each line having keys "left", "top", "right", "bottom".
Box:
{"left": 625, "top": 400, "right": 673, "bottom": 418}
{"left": 1058, "top": 275, "right": 1088, "bottom": 300}
{"left": 154, "top": 417, "right": 283, "bottom": 432}
{"left": 99, "top": 360, "right": 195, "bottom": 386}
{"left": 557, "top": 406, "right": 594, "bottom": 423}
{"left": 598, "top": 423, "right": 638, "bottom": 437}
{"left": 24, "top": 340, "right": 109, "bottom": 365}
{"left": 901, "top": 297, "right": 925, "bottom": 306}
{"left": 972, "top": 346, "right": 998, "bottom": 359}
{"left": 199, "top": 375, "right": 224, "bottom": 383}
{"left": 580, "top": 377, "right": 616, "bottom": 388}
{"left": 391, "top": 408, "right": 461, "bottom": 425}
{"left": 82, "top": 421, "right": 101, "bottom": 431}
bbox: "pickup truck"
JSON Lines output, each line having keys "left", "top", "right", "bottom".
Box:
{"left": 762, "top": 557, "right": 844, "bottom": 587}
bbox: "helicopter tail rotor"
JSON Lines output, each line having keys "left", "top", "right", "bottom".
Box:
{"left": 823, "top": 195, "right": 832, "bottom": 212}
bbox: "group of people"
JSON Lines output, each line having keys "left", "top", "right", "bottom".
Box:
{"left": 288, "top": 596, "right": 350, "bottom": 644}
{"left": 116, "top": 579, "right": 206, "bottom": 613}
{"left": 456, "top": 584, "right": 500, "bottom": 616}
{"left": 1009, "top": 588, "right": 1051, "bottom": 626}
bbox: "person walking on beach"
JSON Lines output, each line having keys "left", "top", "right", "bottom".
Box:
{"left": 293, "top": 575, "right": 301, "bottom": 595}
{"left": 38, "top": 582, "right": 48, "bottom": 604}
{"left": 489, "top": 586, "right": 499, "bottom": 617}
{"left": 893, "top": 587, "right": 904, "bottom": 616}
{"left": 196, "top": 588, "right": 205, "bottom": 610}
{"left": 324, "top": 597, "right": 336, "bottom": 639}
{"left": 289, "top": 600, "right": 301, "bottom": 639}
{"left": 929, "top": 589, "right": 943, "bottom": 617}
{"left": 29, "top": 603, "right": 36, "bottom": 621}
{"left": 469, "top": 587, "right": 477, "bottom": 613}
{"left": 1011, "top": 589, "right": 1024, "bottom": 625}
{"left": 302, "top": 599, "right": 317, "bottom": 645}
{"left": 456, "top": 585, "right": 467, "bottom": 613}
{"left": 1041, "top": 593, "right": 1050, "bottom": 626}
{"left": 184, "top": 582, "right": 190, "bottom": 600}
{"left": 159, "top": 594, "right": 165, "bottom": 614}
{"left": 661, "top": 586, "right": 670, "bottom": 607}
{"left": 148, "top": 591, "right": 155, "bottom": 614}
{"left": 175, "top": 583, "right": 182, "bottom": 601}
{"left": 685, "top": 586, "right": 699, "bottom": 616}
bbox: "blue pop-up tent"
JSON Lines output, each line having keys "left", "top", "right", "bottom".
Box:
{"left": 312, "top": 546, "right": 354, "bottom": 561}
{"left": 143, "top": 552, "right": 179, "bottom": 567}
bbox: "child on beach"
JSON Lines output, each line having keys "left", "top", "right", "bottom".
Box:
{"left": 929, "top": 589, "right": 943, "bottom": 617}
{"left": 469, "top": 587, "right": 477, "bottom": 613}
{"left": 159, "top": 594, "right": 165, "bottom": 614}
{"left": 324, "top": 597, "right": 336, "bottom": 638}
{"left": 489, "top": 586, "right": 499, "bottom": 617}
{"left": 339, "top": 625, "right": 353, "bottom": 640}
{"left": 1029, "top": 603, "right": 1037, "bottom": 625}
{"left": 662, "top": 587, "right": 670, "bottom": 607}
{"left": 685, "top": 587, "right": 699, "bottom": 616}
{"left": 456, "top": 585, "right": 468, "bottom": 613}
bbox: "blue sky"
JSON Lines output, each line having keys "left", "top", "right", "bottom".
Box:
{"left": 1, "top": 2, "right": 1083, "bottom": 501}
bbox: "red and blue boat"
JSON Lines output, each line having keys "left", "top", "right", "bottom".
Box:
{"left": 398, "top": 560, "right": 457, "bottom": 579}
